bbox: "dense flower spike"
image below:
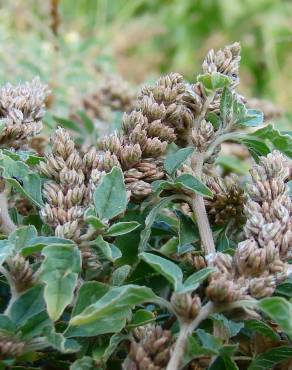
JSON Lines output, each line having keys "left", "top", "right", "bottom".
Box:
{"left": 0, "top": 78, "right": 48, "bottom": 148}
{"left": 205, "top": 175, "right": 246, "bottom": 228}
{"left": 79, "top": 74, "right": 136, "bottom": 123}
{"left": 98, "top": 73, "right": 193, "bottom": 197}
{"left": 123, "top": 325, "right": 173, "bottom": 370}
{"left": 207, "top": 151, "right": 292, "bottom": 303}
{"left": 202, "top": 42, "right": 241, "bottom": 88}
{"left": 245, "top": 151, "right": 291, "bottom": 259}
{"left": 6, "top": 254, "right": 35, "bottom": 293}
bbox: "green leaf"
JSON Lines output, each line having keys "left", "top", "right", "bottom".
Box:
{"left": 66, "top": 309, "right": 130, "bottom": 338}
{"left": 84, "top": 207, "right": 107, "bottom": 229}
{"left": 0, "top": 240, "right": 13, "bottom": 265}
{"left": 276, "top": 279, "right": 292, "bottom": 298}
{"left": 101, "top": 333, "right": 129, "bottom": 363}
{"left": 94, "top": 235, "right": 122, "bottom": 262}
{"left": 40, "top": 244, "right": 81, "bottom": 321}
{"left": 43, "top": 326, "right": 80, "bottom": 353}
{"left": 160, "top": 237, "right": 179, "bottom": 256}
{"left": 209, "top": 356, "right": 239, "bottom": 370}
{"left": 128, "top": 309, "right": 155, "bottom": 328}
{"left": 53, "top": 116, "right": 83, "bottom": 134}
{"left": 220, "top": 87, "right": 233, "bottom": 123}
{"left": 9, "top": 285, "right": 45, "bottom": 327}
{"left": 240, "top": 109, "right": 263, "bottom": 127}
{"left": 216, "top": 155, "right": 250, "bottom": 175}
{"left": 69, "top": 285, "right": 157, "bottom": 326}
{"left": 196, "top": 329, "right": 221, "bottom": 354}
{"left": 198, "top": 72, "right": 231, "bottom": 91}
{"left": 164, "top": 147, "right": 194, "bottom": 176}
{"left": 245, "top": 319, "right": 280, "bottom": 341}
{"left": 19, "top": 310, "right": 51, "bottom": 340}
{"left": 77, "top": 110, "right": 95, "bottom": 135}
{"left": 70, "top": 357, "right": 95, "bottom": 370}
{"left": 180, "top": 267, "right": 215, "bottom": 294}
{"left": 21, "top": 236, "right": 74, "bottom": 256}
{"left": 111, "top": 265, "right": 131, "bottom": 286}
{"left": 0, "top": 154, "right": 44, "bottom": 207}
{"left": 105, "top": 221, "right": 140, "bottom": 236}
{"left": 93, "top": 166, "right": 127, "bottom": 221}
{"left": 238, "top": 136, "right": 270, "bottom": 161}
{"left": 8, "top": 226, "right": 37, "bottom": 251}
{"left": 257, "top": 297, "right": 292, "bottom": 339}
{"left": 139, "top": 195, "right": 179, "bottom": 252}
{"left": 248, "top": 346, "right": 292, "bottom": 370}
{"left": 211, "top": 313, "right": 244, "bottom": 338}
{"left": 66, "top": 282, "right": 128, "bottom": 338}
{"left": 0, "top": 315, "right": 16, "bottom": 334}
{"left": 71, "top": 282, "right": 110, "bottom": 317}
{"left": 177, "top": 212, "right": 199, "bottom": 253}
{"left": 207, "top": 112, "right": 222, "bottom": 129}
{"left": 140, "top": 252, "right": 183, "bottom": 291}
{"left": 175, "top": 174, "right": 213, "bottom": 198}
{"left": 250, "top": 124, "right": 292, "bottom": 158}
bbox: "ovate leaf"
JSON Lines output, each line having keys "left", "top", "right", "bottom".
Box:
{"left": 94, "top": 236, "right": 122, "bottom": 262}
{"left": 70, "top": 285, "right": 157, "bottom": 326}
{"left": 139, "top": 195, "right": 179, "bottom": 252}
{"left": 248, "top": 346, "right": 292, "bottom": 370}
{"left": 43, "top": 326, "right": 80, "bottom": 353}
{"left": 211, "top": 313, "right": 244, "bottom": 338}
{"left": 250, "top": 124, "right": 292, "bottom": 158}
{"left": 9, "top": 285, "right": 45, "bottom": 327}
{"left": 0, "top": 240, "right": 13, "bottom": 266}
{"left": 198, "top": 72, "right": 231, "bottom": 92}
{"left": 175, "top": 174, "right": 213, "bottom": 198}
{"left": 128, "top": 309, "right": 155, "bottom": 328}
{"left": 8, "top": 226, "right": 37, "bottom": 251}
{"left": 245, "top": 319, "right": 280, "bottom": 341}
{"left": 257, "top": 297, "right": 292, "bottom": 339}
{"left": 164, "top": 147, "right": 194, "bottom": 176}
{"left": 40, "top": 244, "right": 81, "bottom": 321}
{"left": 140, "top": 252, "right": 183, "bottom": 291}
{"left": 180, "top": 267, "right": 215, "bottom": 294}
{"left": 111, "top": 265, "right": 131, "bottom": 286}
{"left": 105, "top": 221, "right": 140, "bottom": 237}
{"left": 70, "top": 357, "right": 95, "bottom": 370}
{"left": 93, "top": 166, "right": 127, "bottom": 221}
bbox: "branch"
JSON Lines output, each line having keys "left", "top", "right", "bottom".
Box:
{"left": 190, "top": 152, "right": 215, "bottom": 255}
{"left": 166, "top": 301, "right": 215, "bottom": 370}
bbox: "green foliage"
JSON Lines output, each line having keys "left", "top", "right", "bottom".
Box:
{"left": 40, "top": 244, "right": 82, "bottom": 320}
{"left": 164, "top": 147, "right": 194, "bottom": 176}
{"left": 0, "top": 15, "right": 290, "bottom": 368}
{"left": 93, "top": 166, "right": 128, "bottom": 221}
{"left": 257, "top": 297, "right": 292, "bottom": 340}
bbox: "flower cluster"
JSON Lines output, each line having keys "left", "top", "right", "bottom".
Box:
{"left": 207, "top": 151, "right": 292, "bottom": 303}
{"left": 124, "top": 325, "right": 173, "bottom": 370}
{"left": 0, "top": 78, "right": 48, "bottom": 148}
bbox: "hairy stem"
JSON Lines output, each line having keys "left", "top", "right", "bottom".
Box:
{"left": 166, "top": 302, "right": 215, "bottom": 370}
{"left": 0, "top": 266, "right": 18, "bottom": 315}
{"left": 190, "top": 152, "right": 215, "bottom": 255}
{"left": 0, "top": 192, "right": 16, "bottom": 234}
{"left": 205, "top": 132, "right": 244, "bottom": 161}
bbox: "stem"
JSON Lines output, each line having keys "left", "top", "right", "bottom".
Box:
{"left": 166, "top": 302, "right": 215, "bottom": 370}
{"left": 0, "top": 266, "right": 18, "bottom": 315}
{"left": 0, "top": 192, "right": 16, "bottom": 234}
{"left": 190, "top": 153, "right": 215, "bottom": 255}
{"left": 205, "top": 132, "right": 244, "bottom": 160}
{"left": 194, "top": 93, "right": 215, "bottom": 130}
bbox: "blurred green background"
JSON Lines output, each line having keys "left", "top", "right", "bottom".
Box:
{"left": 0, "top": 0, "right": 291, "bottom": 125}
